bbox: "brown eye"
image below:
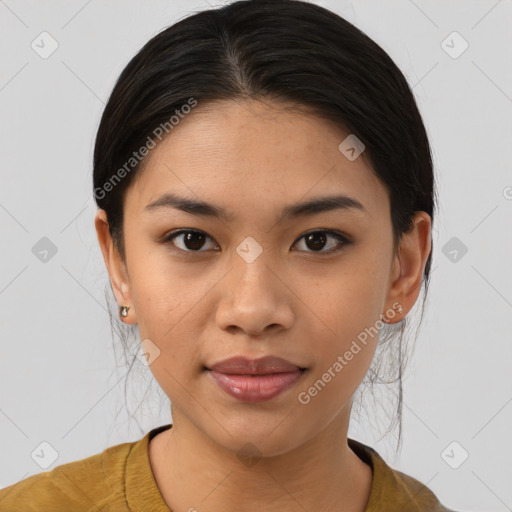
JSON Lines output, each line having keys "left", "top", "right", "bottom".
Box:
{"left": 293, "top": 230, "right": 349, "bottom": 254}
{"left": 163, "top": 229, "right": 219, "bottom": 252}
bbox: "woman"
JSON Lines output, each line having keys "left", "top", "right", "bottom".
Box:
{"left": 0, "top": 0, "right": 460, "bottom": 510}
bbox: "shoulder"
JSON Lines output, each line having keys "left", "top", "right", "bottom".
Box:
{"left": 0, "top": 438, "right": 136, "bottom": 512}
{"left": 347, "top": 438, "right": 461, "bottom": 512}
{"left": 382, "top": 466, "right": 460, "bottom": 512}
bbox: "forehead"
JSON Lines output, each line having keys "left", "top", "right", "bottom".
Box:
{"left": 125, "top": 99, "right": 388, "bottom": 222}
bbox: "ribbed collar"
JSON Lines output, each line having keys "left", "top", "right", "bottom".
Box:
{"left": 125, "top": 424, "right": 173, "bottom": 511}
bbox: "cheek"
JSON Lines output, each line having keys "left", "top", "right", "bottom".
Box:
{"left": 137, "top": 298, "right": 204, "bottom": 404}
{"left": 298, "top": 259, "right": 387, "bottom": 392}
{"left": 127, "top": 241, "right": 188, "bottom": 325}
{"left": 305, "top": 262, "right": 388, "bottom": 343}
{"left": 128, "top": 269, "right": 210, "bottom": 393}
{"left": 296, "top": 280, "right": 382, "bottom": 421}
{"left": 294, "top": 305, "right": 379, "bottom": 436}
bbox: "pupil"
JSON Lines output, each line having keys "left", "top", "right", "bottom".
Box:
{"left": 185, "top": 232, "right": 205, "bottom": 250}
{"left": 306, "top": 232, "right": 326, "bottom": 251}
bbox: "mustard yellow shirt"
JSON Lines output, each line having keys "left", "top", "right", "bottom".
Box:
{"left": 0, "top": 424, "right": 458, "bottom": 511}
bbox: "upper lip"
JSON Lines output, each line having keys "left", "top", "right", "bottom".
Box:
{"left": 207, "top": 355, "right": 305, "bottom": 375}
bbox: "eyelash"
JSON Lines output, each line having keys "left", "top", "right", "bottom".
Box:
{"left": 159, "top": 228, "right": 351, "bottom": 255}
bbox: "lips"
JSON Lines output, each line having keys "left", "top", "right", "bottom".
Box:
{"left": 206, "top": 355, "right": 306, "bottom": 375}
{"left": 205, "top": 355, "right": 307, "bottom": 403}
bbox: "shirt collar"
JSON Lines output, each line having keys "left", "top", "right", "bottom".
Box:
{"left": 125, "top": 424, "right": 173, "bottom": 512}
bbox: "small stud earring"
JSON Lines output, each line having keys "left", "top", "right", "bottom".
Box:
{"left": 120, "top": 305, "right": 130, "bottom": 318}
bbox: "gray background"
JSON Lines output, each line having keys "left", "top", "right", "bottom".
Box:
{"left": 1, "top": 1, "right": 511, "bottom": 510}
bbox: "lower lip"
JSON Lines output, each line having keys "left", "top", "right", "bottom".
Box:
{"left": 207, "top": 370, "right": 304, "bottom": 403}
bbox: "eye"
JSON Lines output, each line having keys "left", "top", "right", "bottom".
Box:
{"left": 161, "top": 229, "right": 219, "bottom": 252}
{"left": 292, "top": 229, "right": 350, "bottom": 254}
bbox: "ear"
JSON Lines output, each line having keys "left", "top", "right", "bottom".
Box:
{"left": 383, "top": 211, "right": 432, "bottom": 324}
{"left": 94, "top": 209, "right": 137, "bottom": 324}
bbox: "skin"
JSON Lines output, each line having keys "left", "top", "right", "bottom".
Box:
{"left": 95, "top": 98, "right": 431, "bottom": 512}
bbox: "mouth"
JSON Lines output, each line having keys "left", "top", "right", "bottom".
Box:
{"left": 203, "top": 354, "right": 308, "bottom": 403}
{"left": 203, "top": 366, "right": 307, "bottom": 403}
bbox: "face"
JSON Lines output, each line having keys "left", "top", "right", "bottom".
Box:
{"left": 96, "top": 99, "right": 430, "bottom": 457}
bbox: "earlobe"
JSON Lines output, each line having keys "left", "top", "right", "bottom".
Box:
{"left": 94, "top": 209, "right": 136, "bottom": 324}
{"left": 383, "top": 212, "right": 432, "bottom": 324}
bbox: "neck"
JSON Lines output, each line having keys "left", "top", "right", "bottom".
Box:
{"left": 149, "top": 406, "right": 372, "bottom": 512}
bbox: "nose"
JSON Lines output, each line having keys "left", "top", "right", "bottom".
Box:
{"left": 214, "top": 255, "right": 295, "bottom": 338}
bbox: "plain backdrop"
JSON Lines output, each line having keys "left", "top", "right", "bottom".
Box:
{"left": 1, "top": 1, "right": 511, "bottom": 510}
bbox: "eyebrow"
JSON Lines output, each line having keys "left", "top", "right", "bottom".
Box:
{"left": 144, "top": 192, "right": 366, "bottom": 222}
